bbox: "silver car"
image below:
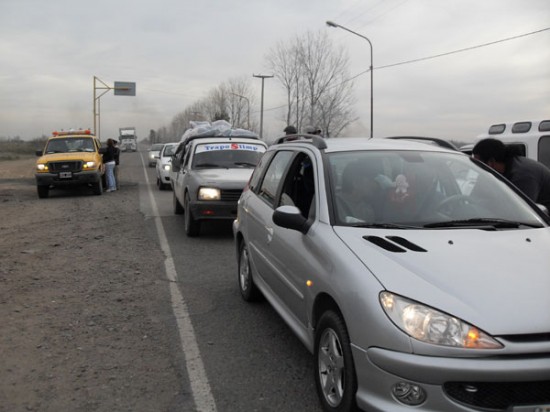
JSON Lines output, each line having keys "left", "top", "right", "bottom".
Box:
{"left": 173, "top": 135, "right": 267, "bottom": 236}
{"left": 233, "top": 135, "right": 550, "bottom": 411}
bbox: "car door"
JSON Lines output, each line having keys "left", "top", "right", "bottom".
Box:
{"left": 247, "top": 150, "right": 318, "bottom": 327}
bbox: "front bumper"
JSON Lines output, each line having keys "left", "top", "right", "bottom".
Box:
{"left": 35, "top": 171, "right": 101, "bottom": 187}
{"left": 353, "top": 346, "right": 550, "bottom": 411}
{"left": 188, "top": 200, "right": 239, "bottom": 221}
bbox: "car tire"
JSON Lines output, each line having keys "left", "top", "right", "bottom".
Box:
{"left": 314, "top": 310, "right": 358, "bottom": 412}
{"left": 37, "top": 185, "right": 49, "bottom": 199}
{"left": 184, "top": 193, "right": 200, "bottom": 237}
{"left": 157, "top": 177, "right": 165, "bottom": 191}
{"left": 92, "top": 179, "right": 103, "bottom": 196}
{"left": 238, "top": 242, "right": 262, "bottom": 301}
{"left": 173, "top": 192, "right": 184, "bottom": 215}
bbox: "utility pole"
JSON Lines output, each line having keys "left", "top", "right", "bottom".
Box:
{"left": 252, "top": 74, "right": 273, "bottom": 140}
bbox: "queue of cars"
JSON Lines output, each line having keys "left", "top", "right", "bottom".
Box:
{"left": 35, "top": 124, "right": 550, "bottom": 411}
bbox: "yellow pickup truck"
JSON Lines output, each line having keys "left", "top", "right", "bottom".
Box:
{"left": 35, "top": 129, "right": 105, "bottom": 198}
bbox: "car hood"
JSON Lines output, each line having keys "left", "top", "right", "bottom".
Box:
{"left": 334, "top": 226, "right": 550, "bottom": 335}
{"left": 191, "top": 168, "right": 253, "bottom": 185}
{"left": 37, "top": 152, "right": 99, "bottom": 163}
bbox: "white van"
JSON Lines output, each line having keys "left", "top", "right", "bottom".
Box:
{"left": 471, "top": 119, "right": 550, "bottom": 169}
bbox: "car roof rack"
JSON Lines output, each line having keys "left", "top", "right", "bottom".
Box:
{"left": 274, "top": 134, "right": 328, "bottom": 150}
{"left": 180, "top": 133, "right": 260, "bottom": 147}
{"left": 385, "top": 136, "right": 458, "bottom": 151}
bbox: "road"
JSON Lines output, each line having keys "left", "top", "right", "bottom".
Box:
{"left": 124, "top": 150, "right": 322, "bottom": 411}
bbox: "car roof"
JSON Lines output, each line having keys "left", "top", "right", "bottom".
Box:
{"left": 274, "top": 136, "right": 460, "bottom": 155}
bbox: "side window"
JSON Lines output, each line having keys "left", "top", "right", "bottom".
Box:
{"left": 258, "top": 151, "right": 294, "bottom": 207}
{"left": 249, "top": 151, "right": 275, "bottom": 192}
{"left": 279, "top": 153, "right": 316, "bottom": 218}
{"left": 182, "top": 144, "right": 192, "bottom": 168}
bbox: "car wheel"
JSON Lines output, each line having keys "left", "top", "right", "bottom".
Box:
{"left": 184, "top": 193, "right": 200, "bottom": 237}
{"left": 92, "top": 179, "right": 103, "bottom": 196}
{"left": 238, "top": 242, "right": 262, "bottom": 301}
{"left": 315, "top": 311, "right": 358, "bottom": 412}
{"left": 157, "top": 177, "right": 164, "bottom": 190}
{"left": 173, "top": 192, "right": 184, "bottom": 215}
{"left": 37, "top": 185, "right": 49, "bottom": 199}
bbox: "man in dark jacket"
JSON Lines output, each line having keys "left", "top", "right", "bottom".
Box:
{"left": 473, "top": 138, "right": 550, "bottom": 211}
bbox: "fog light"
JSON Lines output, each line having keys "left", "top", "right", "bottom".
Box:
{"left": 392, "top": 382, "right": 426, "bottom": 406}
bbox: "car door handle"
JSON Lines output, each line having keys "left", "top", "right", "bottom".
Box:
{"left": 266, "top": 226, "right": 274, "bottom": 243}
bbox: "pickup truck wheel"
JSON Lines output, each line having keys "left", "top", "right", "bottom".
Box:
{"left": 37, "top": 185, "right": 49, "bottom": 199}
{"left": 184, "top": 194, "right": 200, "bottom": 237}
{"left": 173, "top": 192, "right": 184, "bottom": 215}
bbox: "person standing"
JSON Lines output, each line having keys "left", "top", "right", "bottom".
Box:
{"left": 102, "top": 138, "right": 118, "bottom": 192}
{"left": 472, "top": 138, "right": 550, "bottom": 210}
{"left": 113, "top": 140, "right": 120, "bottom": 190}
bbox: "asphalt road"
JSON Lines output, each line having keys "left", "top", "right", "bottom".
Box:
{"left": 132, "top": 150, "right": 323, "bottom": 412}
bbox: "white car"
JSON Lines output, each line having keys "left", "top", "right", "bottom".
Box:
{"left": 156, "top": 142, "right": 178, "bottom": 190}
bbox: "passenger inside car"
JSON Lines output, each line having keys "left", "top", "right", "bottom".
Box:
{"left": 336, "top": 160, "right": 383, "bottom": 223}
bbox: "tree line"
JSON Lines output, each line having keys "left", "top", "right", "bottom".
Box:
{"left": 152, "top": 29, "right": 357, "bottom": 143}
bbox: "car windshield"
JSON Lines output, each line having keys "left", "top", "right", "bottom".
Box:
{"left": 163, "top": 145, "right": 177, "bottom": 157}
{"left": 192, "top": 142, "right": 266, "bottom": 169}
{"left": 327, "top": 150, "right": 545, "bottom": 228}
{"left": 151, "top": 144, "right": 164, "bottom": 151}
{"left": 45, "top": 138, "right": 95, "bottom": 154}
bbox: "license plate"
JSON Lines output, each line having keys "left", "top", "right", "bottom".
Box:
{"left": 511, "top": 405, "right": 550, "bottom": 412}
{"left": 59, "top": 172, "right": 72, "bottom": 179}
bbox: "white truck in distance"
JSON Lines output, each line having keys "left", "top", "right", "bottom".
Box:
{"left": 119, "top": 127, "right": 137, "bottom": 152}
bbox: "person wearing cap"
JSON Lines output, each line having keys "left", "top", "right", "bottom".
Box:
{"left": 284, "top": 125, "right": 297, "bottom": 135}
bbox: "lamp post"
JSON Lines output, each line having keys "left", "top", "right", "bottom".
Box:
{"left": 326, "top": 21, "right": 374, "bottom": 139}
{"left": 229, "top": 92, "right": 250, "bottom": 130}
{"left": 253, "top": 74, "right": 274, "bottom": 140}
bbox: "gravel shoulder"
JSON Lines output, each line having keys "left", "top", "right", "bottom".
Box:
{"left": 0, "top": 158, "right": 190, "bottom": 412}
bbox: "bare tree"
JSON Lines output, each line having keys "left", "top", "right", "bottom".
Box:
{"left": 266, "top": 30, "right": 356, "bottom": 137}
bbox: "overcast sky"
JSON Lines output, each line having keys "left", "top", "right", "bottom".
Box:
{"left": 1, "top": 0, "right": 549, "bottom": 143}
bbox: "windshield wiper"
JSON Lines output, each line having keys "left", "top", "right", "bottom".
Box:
{"left": 424, "top": 218, "right": 542, "bottom": 229}
{"left": 350, "top": 222, "right": 421, "bottom": 229}
{"left": 194, "top": 163, "right": 221, "bottom": 168}
{"left": 233, "top": 162, "right": 256, "bottom": 167}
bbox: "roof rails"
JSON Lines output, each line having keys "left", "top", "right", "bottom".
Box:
{"left": 385, "top": 136, "right": 458, "bottom": 151}
{"left": 181, "top": 133, "right": 260, "bottom": 147}
{"left": 274, "top": 134, "right": 328, "bottom": 150}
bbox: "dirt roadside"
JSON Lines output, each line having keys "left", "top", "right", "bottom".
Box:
{"left": 0, "top": 158, "right": 191, "bottom": 412}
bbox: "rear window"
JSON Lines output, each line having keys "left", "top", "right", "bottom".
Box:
{"left": 512, "top": 122, "right": 532, "bottom": 133}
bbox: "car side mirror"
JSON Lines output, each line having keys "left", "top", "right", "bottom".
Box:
{"left": 36, "top": 150, "right": 43, "bottom": 156}
{"left": 155, "top": 155, "right": 160, "bottom": 159}
{"left": 273, "top": 205, "right": 310, "bottom": 234}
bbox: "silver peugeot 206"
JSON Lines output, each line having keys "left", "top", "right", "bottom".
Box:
{"left": 233, "top": 135, "right": 550, "bottom": 412}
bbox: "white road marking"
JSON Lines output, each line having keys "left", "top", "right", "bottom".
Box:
{"left": 140, "top": 154, "right": 217, "bottom": 412}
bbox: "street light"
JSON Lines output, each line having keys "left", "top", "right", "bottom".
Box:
{"left": 229, "top": 92, "right": 250, "bottom": 130}
{"left": 326, "top": 20, "right": 374, "bottom": 139}
{"left": 253, "top": 74, "right": 274, "bottom": 140}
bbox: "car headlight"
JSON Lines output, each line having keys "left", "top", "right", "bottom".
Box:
{"left": 380, "top": 292, "right": 502, "bottom": 349}
{"left": 198, "top": 187, "right": 221, "bottom": 201}
{"left": 36, "top": 163, "right": 48, "bottom": 172}
{"left": 163, "top": 164, "right": 171, "bottom": 171}
{"left": 83, "top": 161, "right": 96, "bottom": 170}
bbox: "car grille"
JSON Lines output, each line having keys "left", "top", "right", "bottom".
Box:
{"left": 444, "top": 380, "right": 550, "bottom": 410}
{"left": 48, "top": 161, "right": 83, "bottom": 173}
{"left": 220, "top": 189, "right": 242, "bottom": 202}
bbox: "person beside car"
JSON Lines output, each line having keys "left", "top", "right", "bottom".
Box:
{"left": 472, "top": 138, "right": 550, "bottom": 210}
{"left": 102, "top": 138, "right": 118, "bottom": 192}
